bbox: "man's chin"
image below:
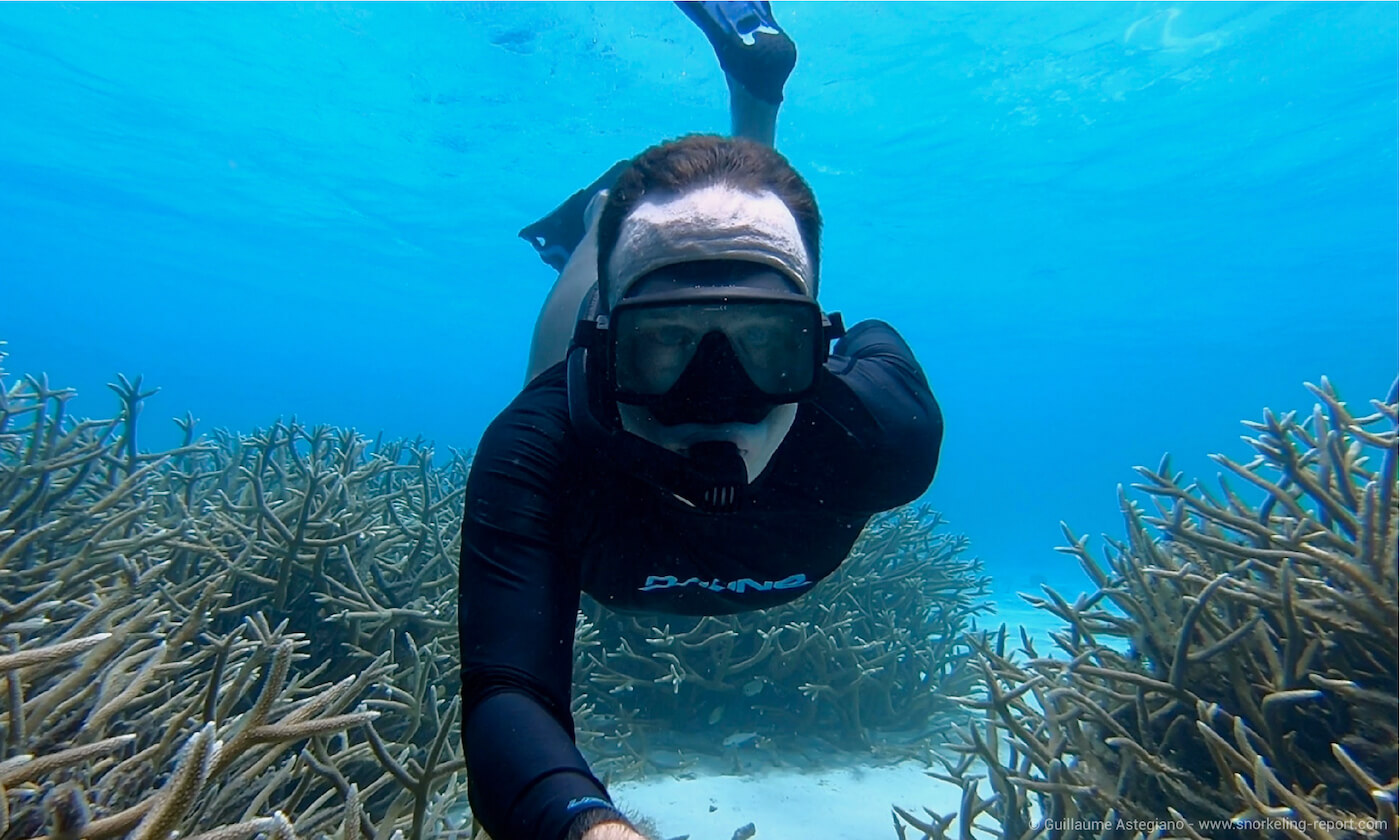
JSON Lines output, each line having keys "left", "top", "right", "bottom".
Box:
{"left": 674, "top": 424, "right": 759, "bottom": 449}
{"left": 618, "top": 405, "right": 771, "bottom": 459}
{"left": 682, "top": 442, "right": 750, "bottom": 458}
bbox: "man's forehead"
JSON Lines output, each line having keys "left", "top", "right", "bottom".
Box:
{"left": 631, "top": 182, "right": 782, "bottom": 212}
{"left": 625, "top": 261, "right": 800, "bottom": 299}
{"left": 607, "top": 180, "right": 815, "bottom": 304}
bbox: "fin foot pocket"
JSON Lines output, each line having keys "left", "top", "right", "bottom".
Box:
{"left": 675, "top": 1, "right": 796, "bottom": 105}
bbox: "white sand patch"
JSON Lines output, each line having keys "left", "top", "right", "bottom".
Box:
{"left": 612, "top": 759, "right": 965, "bottom": 840}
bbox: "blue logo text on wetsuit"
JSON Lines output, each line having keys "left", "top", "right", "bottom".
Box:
{"left": 639, "top": 573, "right": 811, "bottom": 595}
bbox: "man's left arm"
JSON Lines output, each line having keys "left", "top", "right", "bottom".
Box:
{"left": 811, "top": 318, "right": 944, "bottom": 511}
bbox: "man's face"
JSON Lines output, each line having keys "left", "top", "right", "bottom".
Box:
{"left": 613, "top": 260, "right": 808, "bottom": 483}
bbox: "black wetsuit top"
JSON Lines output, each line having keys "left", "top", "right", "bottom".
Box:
{"left": 458, "top": 319, "right": 942, "bottom": 840}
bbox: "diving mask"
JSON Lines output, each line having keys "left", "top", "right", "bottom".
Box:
{"left": 574, "top": 286, "right": 844, "bottom": 426}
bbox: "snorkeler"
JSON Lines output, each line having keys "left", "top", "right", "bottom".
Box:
{"left": 458, "top": 5, "right": 943, "bottom": 840}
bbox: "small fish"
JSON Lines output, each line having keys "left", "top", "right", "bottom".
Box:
{"left": 722, "top": 731, "right": 759, "bottom": 749}
{"left": 707, "top": 706, "right": 724, "bottom": 725}
{"left": 741, "top": 677, "right": 766, "bottom": 697}
{"left": 731, "top": 824, "right": 757, "bottom": 840}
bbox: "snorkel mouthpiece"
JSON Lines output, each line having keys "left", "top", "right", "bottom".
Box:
{"left": 676, "top": 440, "right": 747, "bottom": 513}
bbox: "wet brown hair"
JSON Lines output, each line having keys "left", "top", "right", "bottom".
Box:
{"left": 595, "top": 134, "right": 822, "bottom": 304}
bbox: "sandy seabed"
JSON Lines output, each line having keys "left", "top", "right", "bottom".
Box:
{"left": 611, "top": 597, "right": 1060, "bottom": 840}
{"left": 614, "top": 759, "right": 967, "bottom": 840}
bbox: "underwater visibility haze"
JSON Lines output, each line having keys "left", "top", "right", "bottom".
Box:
{"left": 0, "top": 2, "right": 1395, "bottom": 595}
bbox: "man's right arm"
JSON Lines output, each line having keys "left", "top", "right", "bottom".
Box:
{"left": 458, "top": 374, "right": 637, "bottom": 840}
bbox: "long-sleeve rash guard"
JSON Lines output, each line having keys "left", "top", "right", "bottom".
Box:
{"left": 458, "top": 319, "right": 942, "bottom": 840}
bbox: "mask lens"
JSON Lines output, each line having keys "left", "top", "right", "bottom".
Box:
{"left": 611, "top": 296, "right": 820, "bottom": 399}
{"left": 721, "top": 306, "right": 815, "bottom": 395}
{"left": 615, "top": 316, "right": 700, "bottom": 395}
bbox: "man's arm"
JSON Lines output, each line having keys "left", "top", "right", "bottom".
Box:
{"left": 458, "top": 374, "right": 637, "bottom": 840}
{"left": 802, "top": 319, "right": 944, "bottom": 512}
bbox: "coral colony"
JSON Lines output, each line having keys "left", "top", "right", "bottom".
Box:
{"left": 1, "top": 337, "right": 1396, "bottom": 840}
{"left": 896, "top": 379, "right": 1399, "bottom": 840}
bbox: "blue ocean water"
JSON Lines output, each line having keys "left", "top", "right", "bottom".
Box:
{"left": 0, "top": 2, "right": 1395, "bottom": 602}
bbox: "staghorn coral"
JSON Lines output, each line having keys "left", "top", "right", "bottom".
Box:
{"left": 897, "top": 379, "right": 1399, "bottom": 840}
{"left": 164, "top": 417, "right": 468, "bottom": 743}
{"left": 572, "top": 506, "right": 992, "bottom": 779}
{"left": 0, "top": 360, "right": 466, "bottom": 840}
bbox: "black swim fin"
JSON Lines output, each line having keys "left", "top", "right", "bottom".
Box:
{"left": 518, "top": 159, "right": 630, "bottom": 272}
{"left": 674, "top": 1, "right": 796, "bottom": 104}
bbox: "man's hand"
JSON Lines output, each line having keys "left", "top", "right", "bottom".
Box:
{"left": 581, "top": 822, "right": 650, "bottom": 840}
